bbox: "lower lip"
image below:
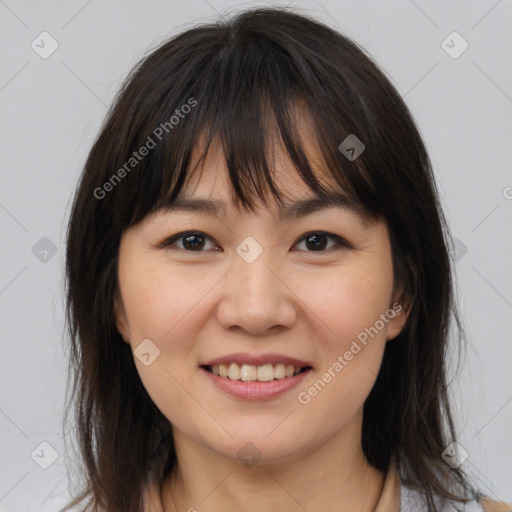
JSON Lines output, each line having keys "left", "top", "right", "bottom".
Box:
{"left": 200, "top": 367, "right": 312, "bottom": 400}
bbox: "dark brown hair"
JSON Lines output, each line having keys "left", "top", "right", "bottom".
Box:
{"left": 64, "top": 7, "right": 479, "bottom": 511}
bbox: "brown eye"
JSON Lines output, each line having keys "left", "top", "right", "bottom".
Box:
{"left": 161, "top": 231, "right": 217, "bottom": 252}
{"left": 294, "top": 232, "right": 351, "bottom": 252}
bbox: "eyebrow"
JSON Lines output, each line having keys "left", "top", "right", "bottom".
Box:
{"left": 158, "top": 195, "right": 371, "bottom": 224}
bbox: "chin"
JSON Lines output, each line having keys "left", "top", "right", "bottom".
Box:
{"left": 196, "top": 423, "right": 313, "bottom": 466}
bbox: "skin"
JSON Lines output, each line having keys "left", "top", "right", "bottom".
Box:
{"left": 114, "top": 135, "right": 408, "bottom": 511}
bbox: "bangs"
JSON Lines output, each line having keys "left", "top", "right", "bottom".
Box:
{"left": 99, "top": 13, "right": 391, "bottom": 228}
{"left": 152, "top": 95, "right": 376, "bottom": 222}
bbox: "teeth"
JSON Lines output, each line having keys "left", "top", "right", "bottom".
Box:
{"left": 257, "top": 364, "right": 274, "bottom": 382}
{"left": 241, "top": 364, "right": 257, "bottom": 381}
{"left": 274, "top": 363, "right": 286, "bottom": 379}
{"left": 209, "top": 363, "right": 305, "bottom": 381}
{"left": 227, "top": 363, "right": 241, "bottom": 380}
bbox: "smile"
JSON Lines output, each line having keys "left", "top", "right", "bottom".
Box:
{"left": 200, "top": 364, "right": 313, "bottom": 400}
{"left": 203, "top": 363, "right": 311, "bottom": 382}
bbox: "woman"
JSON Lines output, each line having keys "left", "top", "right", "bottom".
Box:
{"left": 63, "top": 7, "right": 510, "bottom": 512}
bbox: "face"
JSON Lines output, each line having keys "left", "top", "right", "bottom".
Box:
{"left": 114, "top": 136, "right": 407, "bottom": 465}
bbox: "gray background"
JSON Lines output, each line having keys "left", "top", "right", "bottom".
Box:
{"left": 1, "top": 0, "right": 511, "bottom": 510}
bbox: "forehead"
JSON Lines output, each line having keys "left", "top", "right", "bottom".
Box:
{"left": 151, "top": 137, "right": 375, "bottom": 229}
{"left": 181, "top": 122, "right": 341, "bottom": 206}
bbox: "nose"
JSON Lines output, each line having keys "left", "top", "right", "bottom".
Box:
{"left": 215, "top": 247, "right": 297, "bottom": 336}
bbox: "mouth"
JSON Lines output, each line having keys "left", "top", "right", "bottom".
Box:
{"left": 199, "top": 353, "right": 314, "bottom": 400}
{"left": 201, "top": 363, "right": 313, "bottom": 382}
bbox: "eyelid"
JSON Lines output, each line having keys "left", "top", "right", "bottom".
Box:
{"left": 157, "top": 230, "right": 220, "bottom": 250}
{"left": 292, "top": 231, "right": 354, "bottom": 251}
{"left": 158, "top": 230, "right": 353, "bottom": 252}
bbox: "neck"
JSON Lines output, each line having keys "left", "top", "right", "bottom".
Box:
{"left": 161, "top": 410, "right": 385, "bottom": 512}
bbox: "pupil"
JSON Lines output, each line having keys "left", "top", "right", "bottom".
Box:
{"left": 184, "top": 234, "right": 204, "bottom": 250}
{"left": 306, "top": 234, "right": 326, "bottom": 251}
{"left": 181, "top": 234, "right": 327, "bottom": 251}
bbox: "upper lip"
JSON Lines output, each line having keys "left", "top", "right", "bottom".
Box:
{"left": 201, "top": 353, "right": 313, "bottom": 368}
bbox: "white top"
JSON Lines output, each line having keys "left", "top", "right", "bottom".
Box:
{"left": 401, "top": 484, "right": 484, "bottom": 511}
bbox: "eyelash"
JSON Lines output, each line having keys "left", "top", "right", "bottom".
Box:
{"left": 159, "top": 230, "right": 352, "bottom": 253}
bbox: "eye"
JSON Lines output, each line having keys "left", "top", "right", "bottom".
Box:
{"left": 293, "top": 231, "right": 351, "bottom": 252}
{"left": 159, "top": 230, "right": 351, "bottom": 253}
{"left": 160, "top": 231, "right": 219, "bottom": 252}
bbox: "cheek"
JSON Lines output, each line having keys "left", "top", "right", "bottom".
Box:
{"left": 120, "top": 262, "right": 208, "bottom": 343}
{"left": 292, "top": 260, "right": 393, "bottom": 413}
{"left": 119, "top": 262, "right": 217, "bottom": 420}
{"left": 121, "top": 267, "right": 205, "bottom": 431}
{"left": 294, "top": 276, "right": 390, "bottom": 435}
{"left": 298, "top": 264, "right": 394, "bottom": 349}
{"left": 133, "top": 355, "right": 205, "bottom": 441}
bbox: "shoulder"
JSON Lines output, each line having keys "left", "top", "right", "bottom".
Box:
{"left": 400, "top": 485, "right": 511, "bottom": 512}
{"left": 480, "top": 498, "right": 512, "bottom": 512}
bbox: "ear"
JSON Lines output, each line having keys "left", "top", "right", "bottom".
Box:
{"left": 113, "top": 292, "right": 131, "bottom": 344}
{"left": 385, "top": 293, "right": 411, "bottom": 342}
